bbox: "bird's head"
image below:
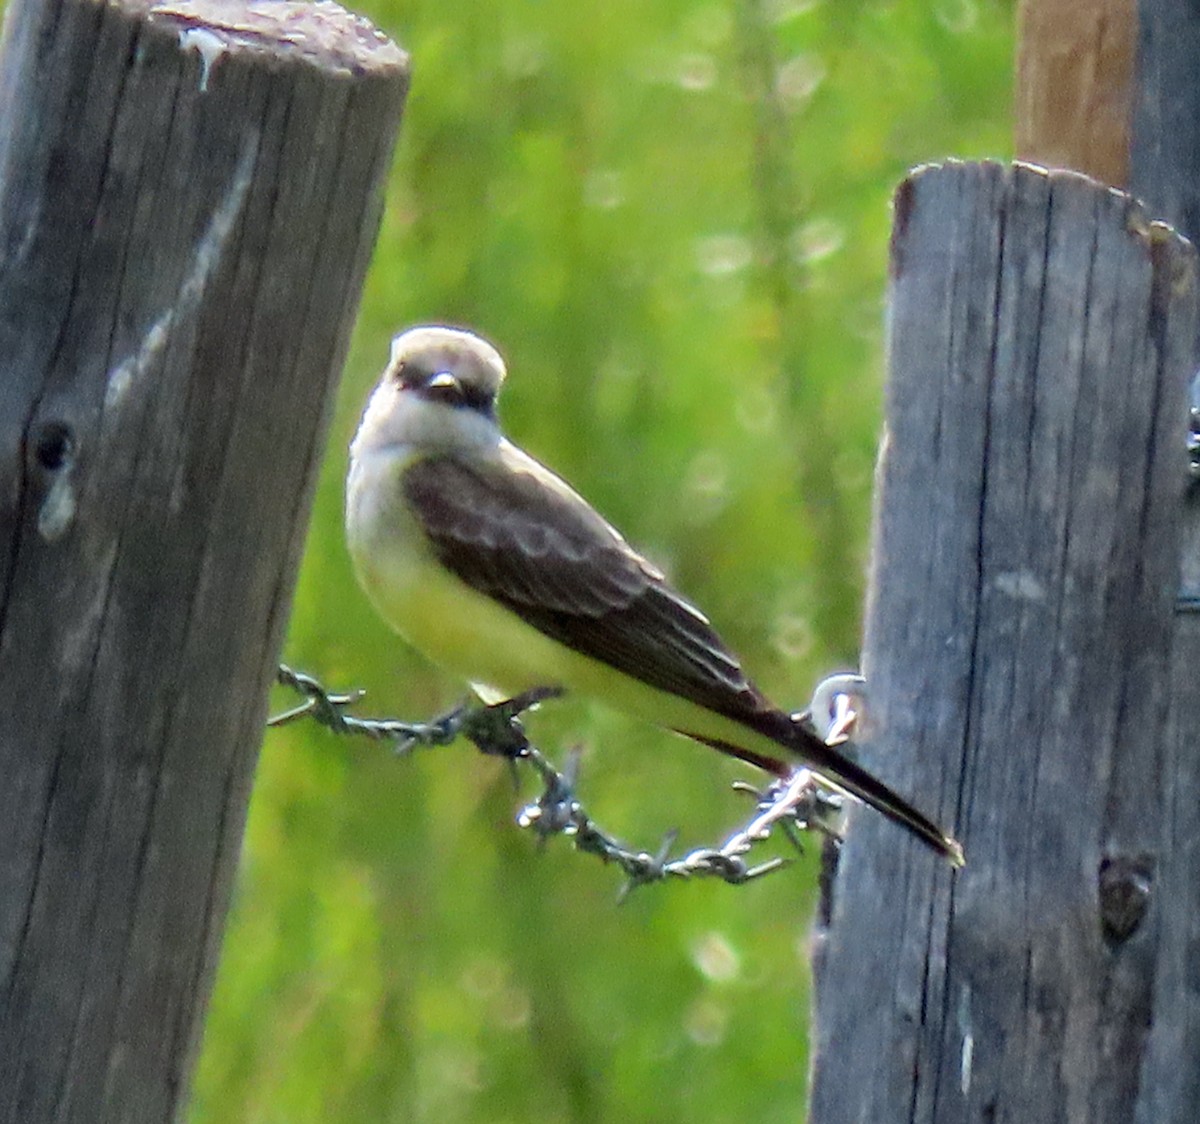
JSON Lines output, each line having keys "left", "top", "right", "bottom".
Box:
{"left": 386, "top": 325, "right": 506, "bottom": 418}
{"left": 352, "top": 325, "right": 508, "bottom": 460}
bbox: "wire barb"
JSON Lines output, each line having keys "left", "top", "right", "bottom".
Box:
{"left": 270, "top": 665, "right": 850, "bottom": 889}
{"left": 1188, "top": 371, "right": 1200, "bottom": 482}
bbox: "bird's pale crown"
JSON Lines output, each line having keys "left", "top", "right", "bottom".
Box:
{"left": 387, "top": 325, "right": 507, "bottom": 405}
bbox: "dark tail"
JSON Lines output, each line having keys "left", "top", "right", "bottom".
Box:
{"left": 789, "top": 721, "right": 964, "bottom": 867}
{"left": 678, "top": 714, "right": 965, "bottom": 867}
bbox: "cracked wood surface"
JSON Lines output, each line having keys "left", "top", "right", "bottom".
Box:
{"left": 1128, "top": 6, "right": 1200, "bottom": 1116}
{"left": 1015, "top": 0, "right": 1136, "bottom": 186}
{"left": 0, "top": 1, "right": 407, "bottom": 1120}
{"left": 808, "top": 161, "right": 1197, "bottom": 1123}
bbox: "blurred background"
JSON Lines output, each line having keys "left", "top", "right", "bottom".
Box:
{"left": 190, "top": 2, "right": 1012, "bottom": 1120}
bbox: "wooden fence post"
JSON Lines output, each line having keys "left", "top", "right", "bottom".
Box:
{"left": 1126, "top": 2, "right": 1200, "bottom": 1116}
{"left": 808, "top": 161, "right": 1197, "bottom": 1121}
{"left": 1015, "top": 0, "right": 1135, "bottom": 187}
{"left": 0, "top": 1, "right": 407, "bottom": 1119}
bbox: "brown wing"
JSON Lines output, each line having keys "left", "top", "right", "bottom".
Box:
{"left": 402, "top": 454, "right": 777, "bottom": 726}
{"left": 403, "top": 455, "right": 966, "bottom": 864}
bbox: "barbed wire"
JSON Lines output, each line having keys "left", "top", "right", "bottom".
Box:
{"left": 1189, "top": 371, "right": 1200, "bottom": 483}
{"left": 270, "top": 664, "right": 850, "bottom": 893}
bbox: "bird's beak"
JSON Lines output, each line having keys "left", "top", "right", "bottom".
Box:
{"left": 428, "top": 371, "right": 458, "bottom": 391}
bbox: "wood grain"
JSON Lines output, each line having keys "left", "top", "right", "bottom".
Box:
{"left": 1016, "top": 0, "right": 1136, "bottom": 185}
{"left": 809, "top": 161, "right": 1197, "bottom": 1123}
{"left": 0, "top": 1, "right": 407, "bottom": 1120}
{"left": 1127, "top": 4, "right": 1200, "bottom": 1116}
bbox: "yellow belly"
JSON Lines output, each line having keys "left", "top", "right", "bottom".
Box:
{"left": 353, "top": 535, "right": 787, "bottom": 760}
{"left": 345, "top": 453, "right": 786, "bottom": 763}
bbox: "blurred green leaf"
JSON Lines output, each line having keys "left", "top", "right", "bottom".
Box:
{"left": 191, "top": 2, "right": 1013, "bottom": 1121}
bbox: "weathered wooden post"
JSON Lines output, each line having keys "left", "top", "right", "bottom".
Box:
{"left": 808, "top": 161, "right": 1197, "bottom": 1121}
{"left": 0, "top": 0, "right": 407, "bottom": 1119}
{"left": 1124, "top": 2, "right": 1200, "bottom": 1116}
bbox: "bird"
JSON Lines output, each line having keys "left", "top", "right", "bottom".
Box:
{"left": 345, "top": 325, "right": 964, "bottom": 866}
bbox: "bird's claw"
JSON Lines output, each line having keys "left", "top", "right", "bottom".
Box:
{"left": 458, "top": 686, "right": 564, "bottom": 758}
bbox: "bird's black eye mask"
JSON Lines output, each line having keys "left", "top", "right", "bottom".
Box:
{"left": 393, "top": 360, "right": 497, "bottom": 417}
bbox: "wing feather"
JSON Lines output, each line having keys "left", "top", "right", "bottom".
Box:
{"left": 402, "top": 455, "right": 775, "bottom": 724}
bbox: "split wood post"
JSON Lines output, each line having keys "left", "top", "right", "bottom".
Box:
{"left": 1018, "top": 0, "right": 1200, "bottom": 1114}
{"left": 1126, "top": 1, "right": 1200, "bottom": 1115}
{"left": 1015, "top": 0, "right": 1136, "bottom": 187}
{"left": 808, "top": 161, "right": 1197, "bottom": 1122}
{"left": 0, "top": 1, "right": 408, "bottom": 1120}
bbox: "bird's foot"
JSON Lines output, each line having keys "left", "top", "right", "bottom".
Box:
{"left": 457, "top": 686, "right": 564, "bottom": 758}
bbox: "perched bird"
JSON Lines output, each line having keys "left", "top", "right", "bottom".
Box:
{"left": 346, "top": 325, "right": 963, "bottom": 866}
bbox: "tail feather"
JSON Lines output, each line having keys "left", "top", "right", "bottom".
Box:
{"left": 682, "top": 718, "right": 964, "bottom": 866}
{"left": 791, "top": 722, "right": 964, "bottom": 867}
{"left": 677, "top": 708, "right": 965, "bottom": 866}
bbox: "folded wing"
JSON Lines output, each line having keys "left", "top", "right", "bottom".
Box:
{"left": 402, "top": 453, "right": 778, "bottom": 728}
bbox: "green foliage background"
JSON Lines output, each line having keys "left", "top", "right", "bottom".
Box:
{"left": 190, "top": 2, "right": 1012, "bottom": 1120}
